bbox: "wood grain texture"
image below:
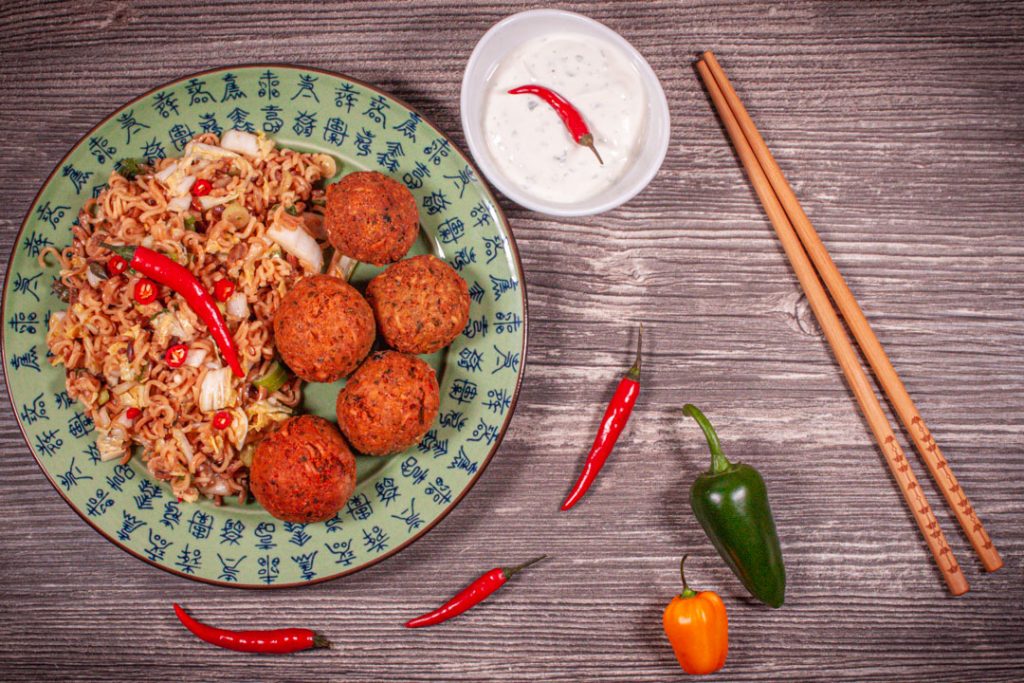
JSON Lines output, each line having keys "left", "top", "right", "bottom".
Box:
{"left": 1, "top": 1, "right": 1022, "bottom": 681}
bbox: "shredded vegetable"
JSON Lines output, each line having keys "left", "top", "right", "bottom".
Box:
{"left": 267, "top": 222, "right": 323, "bottom": 272}
{"left": 253, "top": 360, "right": 289, "bottom": 393}
{"left": 199, "top": 366, "right": 235, "bottom": 412}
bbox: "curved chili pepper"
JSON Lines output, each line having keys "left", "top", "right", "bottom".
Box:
{"left": 507, "top": 85, "right": 603, "bottom": 164}
{"left": 102, "top": 243, "right": 244, "bottom": 378}
{"left": 561, "top": 325, "right": 642, "bottom": 510}
{"left": 172, "top": 603, "right": 330, "bottom": 654}
{"left": 173, "top": 606, "right": 327, "bottom": 655}
{"left": 404, "top": 555, "right": 547, "bottom": 628}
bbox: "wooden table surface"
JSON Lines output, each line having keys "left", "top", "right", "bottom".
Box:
{"left": 1, "top": 1, "right": 1022, "bottom": 681}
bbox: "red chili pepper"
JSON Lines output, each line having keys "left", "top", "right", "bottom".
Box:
{"left": 213, "top": 411, "right": 232, "bottom": 430}
{"left": 508, "top": 84, "right": 603, "bottom": 165}
{"left": 165, "top": 343, "right": 189, "bottom": 368}
{"left": 561, "top": 325, "right": 642, "bottom": 511}
{"left": 133, "top": 278, "right": 158, "bottom": 305}
{"left": 404, "top": 555, "right": 546, "bottom": 628}
{"left": 107, "top": 254, "right": 128, "bottom": 277}
{"left": 103, "top": 242, "right": 245, "bottom": 378}
{"left": 191, "top": 179, "right": 212, "bottom": 197}
{"left": 213, "top": 278, "right": 235, "bottom": 302}
{"left": 125, "top": 407, "right": 142, "bottom": 420}
{"left": 172, "top": 603, "right": 329, "bottom": 654}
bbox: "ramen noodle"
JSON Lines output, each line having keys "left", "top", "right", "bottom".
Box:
{"left": 44, "top": 132, "right": 335, "bottom": 504}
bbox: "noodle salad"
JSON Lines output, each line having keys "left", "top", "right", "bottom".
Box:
{"left": 43, "top": 131, "right": 336, "bottom": 504}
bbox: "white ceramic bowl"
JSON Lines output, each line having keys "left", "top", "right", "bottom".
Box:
{"left": 460, "top": 9, "right": 671, "bottom": 217}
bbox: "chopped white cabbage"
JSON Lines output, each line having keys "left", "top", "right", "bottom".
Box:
{"left": 97, "top": 426, "right": 128, "bottom": 462}
{"left": 199, "top": 366, "right": 235, "bottom": 412}
{"left": 225, "top": 408, "right": 249, "bottom": 450}
{"left": 184, "top": 348, "right": 207, "bottom": 368}
{"left": 166, "top": 196, "right": 191, "bottom": 213}
{"left": 198, "top": 193, "right": 237, "bottom": 210}
{"left": 267, "top": 222, "right": 323, "bottom": 272}
{"left": 225, "top": 291, "right": 249, "bottom": 319}
{"left": 221, "top": 130, "right": 260, "bottom": 157}
{"left": 173, "top": 428, "right": 195, "bottom": 465}
{"left": 184, "top": 141, "right": 239, "bottom": 160}
{"left": 173, "top": 175, "right": 196, "bottom": 196}
{"left": 154, "top": 162, "right": 179, "bottom": 183}
{"left": 200, "top": 479, "right": 232, "bottom": 496}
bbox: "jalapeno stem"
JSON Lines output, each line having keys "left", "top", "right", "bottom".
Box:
{"left": 683, "top": 404, "right": 731, "bottom": 474}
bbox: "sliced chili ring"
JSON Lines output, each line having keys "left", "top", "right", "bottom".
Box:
{"left": 125, "top": 407, "right": 142, "bottom": 420}
{"left": 133, "top": 278, "right": 158, "bottom": 305}
{"left": 212, "top": 411, "right": 232, "bottom": 430}
{"left": 165, "top": 343, "right": 189, "bottom": 368}
{"left": 191, "top": 178, "right": 213, "bottom": 197}
{"left": 213, "top": 278, "right": 235, "bottom": 302}
{"left": 107, "top": 254, "right": 128, "bottom": 277}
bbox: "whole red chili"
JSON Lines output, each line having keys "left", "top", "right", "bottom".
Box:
{"left": 103, "top": 242, "right": 245, "bottom": 378}
{"left": 213, "top": 411, "right": 232, "bottom": 430}
{"left": 561, "top": 324, "right": 642, "bottom": 511}
{"left": 107, "top": 254, "right": 128, "bottom": 277}
{"left": 173, "top": 603, "right": 330, "bottom": 654}
{"left": 508, "top": 84, "right": 603, "bottom": 164}
{"left": 165, "top": 343, "right": 189, "bottom": 368}
{"left": 213, "top": 278, "right": 235, "bottom": 302}
{"left": 133, "top": 278, "right": 158, "bottom": 305}
{"left": 404, "top": 555, "right": 547, "bottom": 628}
{"left": 191, "top": 179, "right": 213, "bottom": 197}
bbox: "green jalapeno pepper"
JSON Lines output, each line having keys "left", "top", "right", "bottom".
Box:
{"left": 684, "top": 404, "right": 786, "bottom": 608}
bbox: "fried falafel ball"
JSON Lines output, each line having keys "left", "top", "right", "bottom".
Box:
{"left": 324, "top": 171, "right": 419, "bottom": 265}
{"left": 273, "top": 274, "right": 375, "bottom": 383}
{"left": 250, "top": 415, "right": 358, "bottom": 523}
{"left": 366, "top": 254, "right": 470, "bottom": 355}
{"left": 335, "top": 350, "right": 440, "bottom": 456}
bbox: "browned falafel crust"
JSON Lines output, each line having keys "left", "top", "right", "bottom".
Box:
{"left": 250, "top": 415, "right": 357, "bottom": 523}
{"left": 324, "top": 171, "right": 419, "bottom": 265}
{"left": 335, "top": 350, "right": 440, "bottom": 456}
{"left": 272, "top": 274, "right": 376, "bottom": 383}
{"left": 366, "top": 254, "right": 470, "bottom": 355}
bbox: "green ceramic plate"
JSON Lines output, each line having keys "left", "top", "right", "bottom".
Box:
{"left": 2, "top": 66, "right": 526, "bottom": 587}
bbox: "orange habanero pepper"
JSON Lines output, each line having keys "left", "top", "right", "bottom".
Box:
{"left": 662, "top": 555, "right": 728, "bottom": 675}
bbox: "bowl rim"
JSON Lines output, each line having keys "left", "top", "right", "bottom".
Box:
{"left": 460, "top": 8, "right": 671, "bottom": 217}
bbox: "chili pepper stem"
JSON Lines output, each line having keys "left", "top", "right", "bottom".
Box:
{"left": 503, "top": 554, "right": 548, "bottom": 579}
{"left": 679, "top": 555, "right": 697, "bottom": 599}
{"left": 312, "top": 634, "right": 332, "bottom": 649}
{"left": 682, "top": 404, "right": 732, "bottom": 474}
{"left": 100, "top": 242, "right": 134, "bottom": 262}
{"left": 578, "top": 133, "right": 604, "bottom": 165}
{"left": 627, "top": 323, "right": 643, "bottom": 381}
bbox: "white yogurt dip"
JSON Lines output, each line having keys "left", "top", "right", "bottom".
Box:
{"left": 482, "top": 32, "right": 647, "bottom": 204}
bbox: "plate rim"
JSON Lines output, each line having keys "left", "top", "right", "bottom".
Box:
{"left": 1, "top": 63, "right": 529, "bottom": 589}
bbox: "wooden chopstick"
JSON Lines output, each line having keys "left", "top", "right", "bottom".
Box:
{"left": 700, "top": 51, "right": 1002, "bottom": 574}
{"left": 696, "top": 58, "right": 970, "bottom": 596}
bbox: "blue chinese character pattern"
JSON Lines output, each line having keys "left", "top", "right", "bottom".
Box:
{"left": 4, "top": 66, "right": 524, "bottom": 587}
